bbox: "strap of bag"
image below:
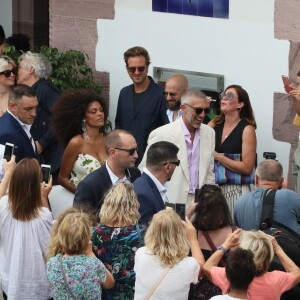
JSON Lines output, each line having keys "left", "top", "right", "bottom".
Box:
{"left": 144, "top": 267, "right": 170, "bottom": 300}
{"left": 202, "top": 231, "right": 226, "bottom": 267}
{"left": 136, "top": 223, "right": 142, "bottom": 248}
{"left": 59, "top": 255, "right": 78, "bottom": 300}
{"left": 260, "top": 189, "right": 277, "bottom": 229}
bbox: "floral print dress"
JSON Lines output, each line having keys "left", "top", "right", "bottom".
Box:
{"left": 47, "top": 253, "right": 107, "bottom": 300}
{"left": 92, "top": 224, "right": 146, "bottom": 300}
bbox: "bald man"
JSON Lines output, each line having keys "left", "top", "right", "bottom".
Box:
{"left": 164, "top": 74, "right": 188, "bottom": 122}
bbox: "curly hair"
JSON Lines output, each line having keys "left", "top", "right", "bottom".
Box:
{"left": 193, "top": 184, "right": 232, "bottom": 232}
{"left": 145, "top": 209, "right": 190, "bottom": 268}
{"left": 214, "top": 85, "right": 256, "bottom": 128}
{"left": 51, "top": 88, "right": 107, "bottom": 146}
{"left": 239, "top": 231, "right": 274, "bottom": 276}
{"left": 123, "top": 46, "right": 151, "bottom": 66}
{"left": 99, "top": 182, "right": 140, "bottom": 225}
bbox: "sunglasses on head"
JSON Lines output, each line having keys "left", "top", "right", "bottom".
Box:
{"left": 115, "top": 147, "right": 138, "bottom": 156}
{"left": 219, "top": 91, "right": 234, "bottom": 101}
{"left": 185, "top": 103, "right": 210, "bottom": 115}
{"left": 163, "top": 92, "right": 177, "bottom": 97}
{"left": 0, "top": 67, "right": 18, "bottom": 78}
{"left": 127, "top": 66, "right": 147, "bottom": 73}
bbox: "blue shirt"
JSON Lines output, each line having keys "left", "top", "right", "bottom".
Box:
{"left": 234, "top": 188, "right": 300, "bottom": 233}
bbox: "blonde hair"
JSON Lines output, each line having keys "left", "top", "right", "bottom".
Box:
{"left": 239, "top": 231, "right": 274, "bottom": 276}
{"left": 0, "top": 55, "right": 16, "bottom": 72}
{"left": 145, "top": 209, "right": 189, "bottom": 267}
{"left": 99, "top": 182, "right": 140, "bottom": 225}
{"left": 47, "top": 208, "right": 92, "bottom": 259}
{"left": 47, "top": 207, "right": 81, "bottom": 260}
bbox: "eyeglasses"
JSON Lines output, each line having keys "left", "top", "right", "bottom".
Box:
{"left": 115, "top": 147, "right": 138, "bottom": 155}
{"left": 163, "top": 92, "right": 177, "bottom": 97}
{"left": 185, "top": 103, "right": 210, "bottom": 115}
{"left": 0, "top": 67, "right": 18, "bottom": 78}
{"left": 127, "top": 66, "right": 147, "bottom": 73}
{"left": 219, "top": 91, "right": 234, "bottom": 101}
{"left": 164, "top": 160, "right": 180, "bottom": 166}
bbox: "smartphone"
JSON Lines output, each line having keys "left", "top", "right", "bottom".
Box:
{"left": 3, "top": 143, "right": 14, "bottom": 161}
{"left": 282, "top": 75, "right": 291, "bottom": 93}
{"left": 41, "top": 164, "right": 51, "bottom": 184}
{"left": 175, "top": 204, "right": 186, "bottom": 220}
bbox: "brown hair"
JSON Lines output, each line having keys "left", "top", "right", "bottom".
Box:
{"left": 8, "top": 158, "right": 42, "bottom": 221}
{"left": 214, "top": 85, "right": 257, "bottom": 129}
{"left": 123, "top": 46, "right": 151, "bottom": 67}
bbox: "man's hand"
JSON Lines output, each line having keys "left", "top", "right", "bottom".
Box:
{"left": 35, "top": 141, "right": 43, "bottom": 154}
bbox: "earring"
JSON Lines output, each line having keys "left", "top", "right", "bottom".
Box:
{"left": 81, "top": 119, "right": 89, "bottom": 140}
{"left": 237, "top": 107, "right": 241, "bottom": 112}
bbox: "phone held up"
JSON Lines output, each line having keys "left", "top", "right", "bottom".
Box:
{"left": 41, "top": 164, "right": 51, "bottom": 184}
{"left": 4, "top": 143, "right": 14, "bottom": 161}
{"left": 282, "top": 75, "right": 292, "bottom": 93}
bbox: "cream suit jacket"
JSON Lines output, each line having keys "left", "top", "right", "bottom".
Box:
{"left": 139, "top": 119, "right": 215, "bottom": 204}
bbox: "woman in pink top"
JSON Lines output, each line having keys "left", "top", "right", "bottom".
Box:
{"left": 203, "top": 230, "right": 300, "bottom": 300}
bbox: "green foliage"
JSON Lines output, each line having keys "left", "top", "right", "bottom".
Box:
{"left": 4, "top": 45, "right": 102, "bottom": 94}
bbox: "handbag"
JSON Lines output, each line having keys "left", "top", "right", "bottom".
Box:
{"left": 144, "top": 267, "right": 170, "bottom": 300}
{"left": 214, "top": 153, "right": 255, "bottom": 185}
{"left": 59, "top": 255, "right": 78, "bottom": 300}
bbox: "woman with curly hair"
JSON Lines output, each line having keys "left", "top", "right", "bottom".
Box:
{"left": 92, "top": 182, "right": 146, "bottom": 300}
{"left": 209, "top": 85, "right": 257, "bottom": 216}
{"left": 51, "top": 88, "right": 107, "bottom": 193}
{"left": 0, "top": 55, "right": 17, "bottom": 116}
{"left": 134, "top": 209, "right": 204, "bottom": 300}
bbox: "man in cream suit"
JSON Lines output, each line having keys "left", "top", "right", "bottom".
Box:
{"left": 139, "top": 89, "right": 215, "bottom": 210}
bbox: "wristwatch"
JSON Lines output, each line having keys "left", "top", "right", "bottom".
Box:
{"left": 217, "top": 245, "right": 228, "bottom": 254}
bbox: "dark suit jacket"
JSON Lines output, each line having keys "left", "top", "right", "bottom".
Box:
{"left": 115, "top": 76, "right": 169, "bottom": 164}
{"left": 73, "top": 164, "right": 141, "bottom": 213}
{"left": 31, "top": 79, "right": 63, "bottom": 174}
{"left": 0, "top": 112, "right": 38, "bottom": 162}
{"left": 133, "top": 172, "right": 165, "bottom": 225}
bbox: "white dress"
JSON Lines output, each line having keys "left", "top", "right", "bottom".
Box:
{"left": 0, "top": 196, "right": 53, "bottom": 300}
{"left": 134, "top": 247, "right": 199, "bottom": 300}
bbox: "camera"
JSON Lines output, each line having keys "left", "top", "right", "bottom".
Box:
{"left": 263, "top": 152, "right": 277, "bottom": 160}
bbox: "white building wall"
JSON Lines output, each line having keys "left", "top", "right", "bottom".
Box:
{"left": 95, "top": 0, "right": 289, "bottom": 174}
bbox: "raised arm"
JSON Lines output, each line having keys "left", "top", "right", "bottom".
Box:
{"left": 0, "top": 155, "right": 16, "bottom": 198}
{"left": 214, "top": 125, "right": 256, "bottom": 175}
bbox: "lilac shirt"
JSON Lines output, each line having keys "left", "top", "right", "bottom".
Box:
{"left": 179, "top": 117, "right": 200, "bottom": 194}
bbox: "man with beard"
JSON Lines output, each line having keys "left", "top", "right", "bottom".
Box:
{"left": 134, "top": 141, "right": 179, "bottom": 225}
{"left": 164, "top": 74, "right": 188, "bottom": 122}
{"left": 139, "top": 89, "right": 215, "bottom": 211}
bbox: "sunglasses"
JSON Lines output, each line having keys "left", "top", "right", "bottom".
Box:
{"left": 163, "top": 92, "right": 177, "bottom": 97}
{"left": 0, "top": 67, "right": 18, "bottom": 78}
{"left": 115, "top": 147, "right": 138, "bottom": 155}
{"left": 127, "top": 66, "right": 147, "bottom": 73}
{"left": 185, "top": 103, "right": 210, "bottom": 115}
{"left": 164, "top": 160, "right": 180, "bottom": 166}
{"left": 219, "top": 91, "right": 234, "bottom": 101}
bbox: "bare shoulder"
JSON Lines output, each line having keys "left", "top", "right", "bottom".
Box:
{"left": 243, "top": 124, "right": 256, "bottom": 136}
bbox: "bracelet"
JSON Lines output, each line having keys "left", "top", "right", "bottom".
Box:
{"left": 218, "top": 154, "right": 224, "bottom": 166}
{"left": 217, "top": 245, "right": 228, "bottom": 254}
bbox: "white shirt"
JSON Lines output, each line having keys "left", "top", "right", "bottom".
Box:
{"left": 210, "top": 295, "right": 246, "bottom": 300}
{"left": 166, "top": 109, "right": 182, "bottom": 123}
{"left": 0, "top": 196, "right": 53, "bottom": 300}
{"left": 143, "top": 168, "right": 168, "bottom": 203}
{"left": 106, "top": 161, "right": 130, "bottom": 184}
{"left": 134, "top": 247, "right": 199, "bottom": 300}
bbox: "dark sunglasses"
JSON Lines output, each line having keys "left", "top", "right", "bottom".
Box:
{"left": 0, "top": 67, "right": 18, "bottom": 78}
{"left": 219, "top": 91, "right": 234, "bottom": 101}
{"left": 185, "top": 103, "right": 210, "bottom": 115}
{"left": 115, "top": 147, "right": 138, "bottom": 155}
{"left": 127, "top": 66, "right": 146, "bottom": 73}
{"left": 163, "top": 92, "right": 177, "bottom": 97}
{"left": 164, "top": 160, "right": 180, "bottom": 166}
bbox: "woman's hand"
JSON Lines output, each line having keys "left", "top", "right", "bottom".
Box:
{"left": 41, "top": 176, "right": 52, "bottom": 209}
{"left": 182, "top": 216, "right": 197, "bottom": 242}
{"left": 3, "top": 155, "right": 16, "bottom": 174}
{"left": 222, "top": 228, "right": 243, "bottom": 250}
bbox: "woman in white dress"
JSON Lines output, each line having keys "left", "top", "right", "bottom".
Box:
{"left": 51, "top": 88, "right": 107, "bottom": 193}
{"left": 134, "top": 209, "right": 204, "bottom": 300}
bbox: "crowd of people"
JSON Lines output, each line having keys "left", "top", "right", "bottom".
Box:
{"left": 0, "top": 41, "right": 300, "bottom": 300}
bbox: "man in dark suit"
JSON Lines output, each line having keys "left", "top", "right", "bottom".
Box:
{"left": 74, "top": 129, "right": 141, "bottom": 213}
{"left": 17, "top": 51, "right": 63, "bottom": 184}
{"left": 115, "top": 46, "right": 169, "bottom": 165}
{"left": 134, "top": 141, "right": 179, "bottom": 225}
{"left": 0, "top": 84, "right": 38, "bottom": 162}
